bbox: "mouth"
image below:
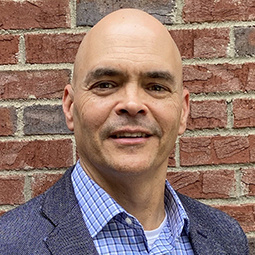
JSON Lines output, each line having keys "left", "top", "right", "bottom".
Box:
{"left": 111, "top": 132, "right": 151, "bottom": 139}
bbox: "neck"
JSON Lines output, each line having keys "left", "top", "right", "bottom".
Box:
{"left": 113, "top": 175, "right": 166, "bottom": 230}
{"left": 81, "top": 160, "right": 167, "bottom": 230}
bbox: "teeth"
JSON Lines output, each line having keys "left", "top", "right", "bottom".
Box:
{"left": 115, "top": 132, "right": 147, "bottom": 138}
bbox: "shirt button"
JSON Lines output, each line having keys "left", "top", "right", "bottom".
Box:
{"left": 125, "top": 217, "right": 132, "bottom": 225}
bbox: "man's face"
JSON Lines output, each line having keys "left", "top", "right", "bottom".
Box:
{"left": 64, "top": 21, "right": 189, "bottom": 181}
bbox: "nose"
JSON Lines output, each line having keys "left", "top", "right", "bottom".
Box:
{"left": 114, "top": 85, "right": 148, "bottom": 116}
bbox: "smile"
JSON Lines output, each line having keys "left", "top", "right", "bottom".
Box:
{"left": 113, "top": 132, "right": 150, "bottom": 138}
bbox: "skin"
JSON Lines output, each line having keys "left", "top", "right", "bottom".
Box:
{"left": 63, "top": 9, "right": 189, "bottom": 230}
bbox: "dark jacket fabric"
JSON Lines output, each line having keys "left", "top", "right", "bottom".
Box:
{"left": 0, "top": 166, "right": 249, "bottom": 255}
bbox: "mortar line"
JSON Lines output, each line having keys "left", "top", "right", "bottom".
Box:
{"left": 69, "top": 0, "right": 77, "bottom": 29}
{"left": 18, "top": 34, "right": 26, "bottom": 65}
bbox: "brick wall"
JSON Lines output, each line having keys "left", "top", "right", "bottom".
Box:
{"left": 1, "top": 0, "right": 255, "bottom": 250}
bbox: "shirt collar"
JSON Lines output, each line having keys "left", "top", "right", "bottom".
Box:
{"left": 164, "top": 180, "right": 190, "bottom": 239}
{"left": 71, "top": 161, "right": 190, "bottom": 239}
{"left": 71, "top": 161, "right": 125, "bottom": 238}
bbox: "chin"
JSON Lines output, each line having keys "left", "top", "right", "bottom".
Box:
{"left": 107, "top": 160, "right": 156, "bottom": 176}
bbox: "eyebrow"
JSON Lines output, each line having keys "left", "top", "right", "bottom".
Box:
{"left": 143, "top": 71, "right": 175, "bottom": 84}
{"left": 84, "top": 68, "right": 123, "bottom": 84}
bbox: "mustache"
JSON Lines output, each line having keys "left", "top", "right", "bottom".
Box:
{"left": 100, "top": 117, "right": 163, "bottom": 138}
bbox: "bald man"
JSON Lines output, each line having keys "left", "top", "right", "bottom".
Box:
{"left": 0, "top": 9, "right": 248, "bottom": 255}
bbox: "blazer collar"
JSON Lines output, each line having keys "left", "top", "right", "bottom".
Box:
{"left": 41, "top": 167, "right": 99, "bottom": 255}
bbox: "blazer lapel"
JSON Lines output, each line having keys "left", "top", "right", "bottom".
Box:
{"left": 45, "top": 204, "right": 98, "bottom": 255}
{"left": 188, "top": 221, "right": 228, "bottom": 255}
{"left": 188, "top": 221, "right": 214, "bottom": 255}
{"left": 41, "top": 167, "right": 99, "bottom": 255}
{"left": 178, "top": 192, "right": 229, "bottom": 255}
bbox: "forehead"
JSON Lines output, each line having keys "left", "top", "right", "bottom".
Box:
{"left": 74, "top": 23, "right": 182, "bottom": 85}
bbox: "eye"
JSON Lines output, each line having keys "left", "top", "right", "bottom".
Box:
{"left": 89, "top": 81, "right": 118, "bottom": 96}
{"left": 93, "top": 81, "right": 116, "bottom": 89}
{"left": 147, "top": 84, "right": 169, "bottom": 92}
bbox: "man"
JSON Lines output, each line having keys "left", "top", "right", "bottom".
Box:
{"left": 0, "top": 9, "right": 248, "bottom": 255}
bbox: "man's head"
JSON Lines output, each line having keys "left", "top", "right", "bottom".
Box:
{"left": 63, "top": 9, "right": 189, "bottom": 182}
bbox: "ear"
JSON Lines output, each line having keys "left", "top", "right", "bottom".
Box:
{"left": 62, "top": 84, "right": 74, "bottom": 131}
{"left": 178, "top": 88, "right": 190, "bottom": 135}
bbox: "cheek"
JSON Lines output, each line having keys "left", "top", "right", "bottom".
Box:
{"left": 75, "top": 96, "right": 113, "bottom": 131}
{"left": 154, "top": 103, "right": 182, "bottom": 137}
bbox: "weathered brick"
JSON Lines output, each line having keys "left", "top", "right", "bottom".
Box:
{"left": 187, "top": 100, "right": 227, "bottom": 130}
{"left": 183, "top": 0, "right": 255, "bottom": 23}
{"left": 233, "top": 99, "right": 255, "bottom": 128}
{"left": 216, "top": 204, "right": 255, "bottom": 233}
{"left": 202, "top": 170, "right": 236, "bottom": 198}
{"left": 170, "top": 28, "right": 229, "bottom": 59}
{"left": 235, "top": 26, "right": 255, "bottom": 57}
{"left": 31, "top": 173, "right": 63, "bottom": 197}
{"left": 24, "top": 105, "right": 71, "bottom": 135}
{"left": 241, "top": 168, "right": 255, "bottom": 197}
{"left": 0, "top": 35, "right": 19, "bottom": 64}
{"left": 180, "top": 136, "right": 249, "bottom": 166}
{"left": 0, "top": 0, "right": 70, "bottom": 29}
{"left": 0, "top": 140, "right": 73, "bottom": 170}
{"left": 0, "top": 70, "right": 70, "bottom": 100}
{"left": 183, "top": 63, "right": 255, "bottom": 94}
{"left": 0, "top": 107, "right": 17, "bottom": 136}
{"left": 167, "top": 170, "right": 235, "bottom": 199}
{"left": 0, "top": 175, "right": 25, "bottom": 205}
{"left": 77, "top": 0, "right": 175, "bottom": 26}
{"left": 25, "top": 33, "right": 85, "bottom": 64}
{"left": 168, "top": 171, "right": 201, "bottom": 197}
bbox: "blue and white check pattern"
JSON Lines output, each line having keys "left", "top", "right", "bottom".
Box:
{"left": 72, "top": 161, "right": 194, "bottom": 254}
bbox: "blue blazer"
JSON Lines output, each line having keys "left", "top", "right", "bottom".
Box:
{"left": 0, "top": 166, "right": 249, "bottom": 254}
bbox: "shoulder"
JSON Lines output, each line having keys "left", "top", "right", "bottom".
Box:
{"left": 0, "top": 193, "right": 52, "bottom": 254}
{"left": 178, "top": 192, "right": 240, "bottom": 227}
{"left": 0, "top": 167, "right": 75, "bottom": 254}
{"left": 178, "top": 192, "right": 249, "bottom": 254}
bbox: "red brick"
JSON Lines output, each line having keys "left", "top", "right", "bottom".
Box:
{"left": 0, "top": 107, "right": 16, "bottom": 136}
{"left": 31, "top": 173, "right": 63, "bottom": 197}
{"left": 180, "top": 136, "right": 249, "bottom": 166}
{"left": 216, "top": 204, "right": 255, "bottom": 233}
{"left": 183, "top": 0, "right": 255, "bottom": 23}
{"left": 0, "top": 139, "right": 73, "bottom": 171}
{"left": 170, "top": 28, "right": 229, "bottom": 59}
{"left": 183, "top": 63, "right": 255, "bottom": 94}
{"left": 25, "top": 33, "right": 85, "bottom": 64}
{"left": 241, "top": 169, "right": 255, "bottom": 196}
{"left": 168, "top": 147, "right": 176, "bottom": 167}
{"left": 202, "top": 170, "right": 236, "bottom": 198}
{"left": 0, "top": 70, "right": 70, "bottom": 100}
{"left": 246, "top": 64, "right": 255, "bottom": 91}
{"left": 0, "top": 175, "right": 25, "bottom": 205}
{"left": 167, "top": 170, "right": 235, "bottom": 199}
{"left": 249, "top": 135, "right": 255, "bottom": 163}
{"left": 233, "top": 99, "right": 255, "bottom": 128}
{"left": 167, "top": 171, "right": 202, "bottom": 197}
{"left": 187, "top": 100, "right": 227, "bottom": 130}
{"left": 0, "top": 0, "right": 70, "bottom": 29}
{"left": 0, "top": 35, "right": 19, "bottom": 64}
